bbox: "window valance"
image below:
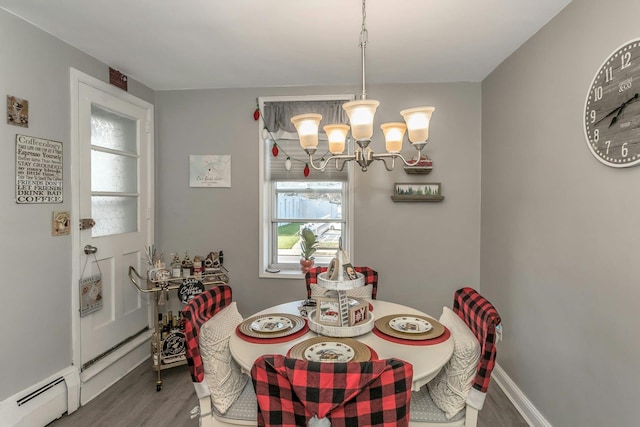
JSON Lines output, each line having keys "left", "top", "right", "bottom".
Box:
{"left": 263, "top": 100, "right": 348, "bottom": 134}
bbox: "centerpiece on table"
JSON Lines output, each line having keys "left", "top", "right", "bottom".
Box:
{"left": 308, "top": 241, "right": 373, "bottom": 337}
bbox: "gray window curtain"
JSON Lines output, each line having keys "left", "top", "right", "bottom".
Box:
{"left": 263, "top": 100, "right": 348, "bottom": 134}
{"left": 264, "top": 100, "right": 350, "bottom": 181}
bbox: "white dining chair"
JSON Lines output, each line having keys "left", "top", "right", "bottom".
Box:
{"left": 409, "top": 287, "right": 502, "bottom": 427}
{"left": 182, "top": 285, "right": 257, "bottom": 427}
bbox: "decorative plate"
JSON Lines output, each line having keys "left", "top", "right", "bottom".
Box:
{"left": 250, "top": 316, "right": 293, "bottom": 333}
{"left": 239, "top": 313, "right": 305, "bottom": 339}
{"left": 288, "top": 337, "right": 371, "bottom": 362}
{"left": 375, "top": 314, "right": 445, "bottom": 341}
{"left": 304, "top": 341, "right": 355, "bottom": 362}
{"left": 389, "top": 316, "right": 433, "bottom": 334}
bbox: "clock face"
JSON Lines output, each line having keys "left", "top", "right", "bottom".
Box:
{"left": 584, "top": 39, "right": 640, "bottom": 167}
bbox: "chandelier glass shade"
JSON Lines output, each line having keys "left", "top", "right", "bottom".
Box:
{"left": 290, "top": 0, "right": 435, "bottom": 172}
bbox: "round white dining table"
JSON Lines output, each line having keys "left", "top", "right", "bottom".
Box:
{"left": 230, "top": 299, "right": 453, "bottom": 391}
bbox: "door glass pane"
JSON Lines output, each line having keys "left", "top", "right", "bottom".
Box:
{"left": 91, "top": 196, "right": 137, "bottom": 237}
{"left": 91, "top": 150, "right": 137, "bottom": 193}
{"left": 91, "top": 103, "right": 138, "bottom": 238}
{"left": 91, "top": 105, "right": 137, "bottom": 153}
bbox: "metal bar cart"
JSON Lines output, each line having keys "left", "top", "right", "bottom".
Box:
{"left": 128, "top": 265, "right": 229, "bottom": 391}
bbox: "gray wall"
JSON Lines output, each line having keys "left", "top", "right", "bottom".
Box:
{"left": 155, "top": 82, "right": 481, "bottom": 318}
{"left": 481, "top": 0, "right": 640, "bottom": 425}
{"left": 0, "top": 9, "right": 153, "bottom": 401}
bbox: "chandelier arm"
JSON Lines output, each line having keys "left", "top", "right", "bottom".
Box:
{"left": 334, "top": 158, "right": 350, "bottom": 172}
{"left": 306, "top": 152, "right": 356, "bottom": 171}
{"left": 372, "top": 155, "right": 396, "bottom": 171}
{"left": 371, "top": 150, "right": 423, "bottom": 167}
{"left": 404, "top": 146, "right": 426, "bottom": 166}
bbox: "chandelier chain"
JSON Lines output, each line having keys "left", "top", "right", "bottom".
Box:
{"left": 360, "top": 0, "right": 368, "bottom": 47}
{"left": 359, "top": 0, "right": 369, "bottom": 100}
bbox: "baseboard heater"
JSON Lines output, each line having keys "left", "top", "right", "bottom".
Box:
{"left": 0, "top": 366, "right": 79, "bottom": 427}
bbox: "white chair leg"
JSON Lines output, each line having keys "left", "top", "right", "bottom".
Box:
{"left": 464, "top": 405, "right": 478, "bottom": 427}
{"left": 199, "top": 395, "right": 214, "bottom": 427}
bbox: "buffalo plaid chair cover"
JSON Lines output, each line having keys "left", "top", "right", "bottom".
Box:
{"left": 305, "top": 266, "right": 379, "bottom": 299}
{"left": 452, "top": 287, "right": 502, "bottom": 409}
{"left": 181, "top": 284, "right": 233, "bottom": 387}
{"left": 251, "top": 354, "right": 413, "bottom": 427}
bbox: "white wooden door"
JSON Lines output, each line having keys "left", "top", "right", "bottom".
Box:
{"left": 78, "top": 82, "right": 152, "bottom": 366}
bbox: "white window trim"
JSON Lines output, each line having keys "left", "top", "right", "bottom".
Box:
{"left": 258, "top": 94, "right": 355, "bottom": 279}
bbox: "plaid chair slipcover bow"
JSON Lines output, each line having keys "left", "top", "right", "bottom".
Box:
{"left": 181, "top": 284, "right": 233, "bottom": 384}
{"left": 251, "top": 354, "right": 413, "bottom": 427}
{"left": 305, "top": 266, "right": 379, "bottom": 299}
{"left": 453, "top": 287, "right": 502, "bottom": 403}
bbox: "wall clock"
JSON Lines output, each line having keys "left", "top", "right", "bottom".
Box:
{"left": 584, "top": 39, "right": 640, "bottom": 167}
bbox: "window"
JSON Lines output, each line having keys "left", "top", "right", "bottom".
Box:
{"left": 259, "top": 95, "right": 354, "bottom": 277}
{"left": 90, "top": 104, "right": 139, "bottom": 237}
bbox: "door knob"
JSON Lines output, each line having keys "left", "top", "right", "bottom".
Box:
{"left": 84, "top": 245, "right": 98, "bottom": 255}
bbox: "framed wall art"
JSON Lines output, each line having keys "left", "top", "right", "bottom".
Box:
{"left": 16, "top": 134, "right": 63, "bottom": 203}
{"left": 391, "top": 182, "right": 444, "bottom": 202}
{"left": 189, "top": 155, "right": 231, "bottom": 187}
{"left": 7, "top": 95, "right": 29, "bottom": 127}
{"left": 52, "top": 211, "right": 71, "bottom": 236}
{"left": 79, "top": 274, "right": 103, "bottom": 317}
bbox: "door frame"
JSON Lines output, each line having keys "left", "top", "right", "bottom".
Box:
{"left": 69, "top": 68, "right": 155, "bottom": 399}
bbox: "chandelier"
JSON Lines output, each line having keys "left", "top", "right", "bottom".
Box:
{"left": 290, "top": 0, "right": 435, "bottom": 172}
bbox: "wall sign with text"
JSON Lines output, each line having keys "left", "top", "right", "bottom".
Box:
{"left": 189, "top": 155, "right": 231, "bottom": 187}
{"left": 15, "top": 134, "right": 63, "bottom": 203}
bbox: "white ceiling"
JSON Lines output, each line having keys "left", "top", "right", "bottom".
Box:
{"left": 0, "top": 0, "right": 572, "bottom": 91}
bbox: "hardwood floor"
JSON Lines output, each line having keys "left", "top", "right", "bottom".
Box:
{"left": 49, "top": 359, "right": 529, "bottom": 427}
{"left": 478, "top": 381, "right": 529, "bottom": 427}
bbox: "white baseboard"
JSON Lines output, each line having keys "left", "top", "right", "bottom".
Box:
{"left": 80, "top": 331, "right": 151, "bottom": 405}
{"left": 0, "top": 366, "right": 80, "bottom": 427}
{"left": 492, "top": 363, "right": 552, "bottom": 427}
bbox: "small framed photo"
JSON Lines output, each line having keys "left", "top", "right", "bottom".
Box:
{"left": 326, "top": 258, "right": 339, "bottom": 280}
{"left": 7, "top": 95, "right": 29, "bottom": 127}
{"left": 391, "top": 182, "right": 445, "bottom": 202}
{"left": 343, "top": 263, "right": 358, "bottom": 280}
{"left": 315, "top": 297, "right": 342, "bottom": 326}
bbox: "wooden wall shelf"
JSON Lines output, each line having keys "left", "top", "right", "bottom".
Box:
{"left": 403, "top": 166, "right": 433, "bottom": 174}
{"left": 391, "top": 195, "right": 445, "bottom": 202}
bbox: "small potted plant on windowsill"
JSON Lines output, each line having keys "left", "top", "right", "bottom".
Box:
{"left": 299, "top": 226, "right": 318, "bottom": 273}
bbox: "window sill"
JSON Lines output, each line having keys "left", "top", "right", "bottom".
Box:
{"left": 259, "top": 268, "right": 306, "bottom": 280}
